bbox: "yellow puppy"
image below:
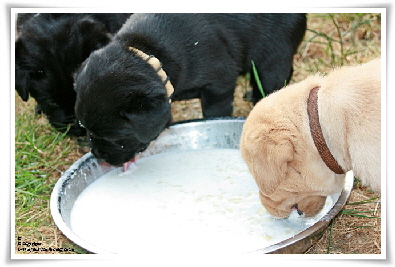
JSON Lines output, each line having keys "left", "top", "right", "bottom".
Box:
{"left": 240, "top": 58, "right": 381, "bottom": 218}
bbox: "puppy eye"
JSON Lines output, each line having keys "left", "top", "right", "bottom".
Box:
{"left": 31, "top": 70, "right": 45, "bottom": 80}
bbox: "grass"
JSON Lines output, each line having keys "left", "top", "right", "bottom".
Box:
{"left": 15, "top": 100, "right": 84, "bottom": 253}
{"left": 247, "top": 13, "right": 381, "bottom": 100}
{"left": 340, "top": 196, "right": 381, "bottom": 221}
{"left": 324, "top": 194, "right": 381, "bottom": 253}
{"left": 294, "top": 13, "right": 381, "bottom": 77}
{"left": 251, "top": 60, "right": 266, "bottom": 98}
{"left": 14, "top": 12, "right": 381, "bottom": 255}
{"left": 15, "top": 109, "right": 73, "bottom": 208}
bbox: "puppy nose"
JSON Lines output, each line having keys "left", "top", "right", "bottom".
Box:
{"left": 292, "top": 204, "right": 304, "bottom": 216}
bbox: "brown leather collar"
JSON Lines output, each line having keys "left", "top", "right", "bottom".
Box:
{"left": 307, "top": 86, "right": 345, "bottom": 174}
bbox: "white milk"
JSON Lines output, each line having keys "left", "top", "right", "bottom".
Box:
{"left": 70, "top": 149, "right": 340, "bottom": 254}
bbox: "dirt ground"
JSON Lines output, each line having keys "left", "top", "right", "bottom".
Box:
{"left": 14, "top": 13, "right": 382, "bottom": 255}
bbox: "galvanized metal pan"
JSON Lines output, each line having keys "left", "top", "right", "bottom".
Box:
{"left": 50, "top": 117, "right": 353, "bottom": 254}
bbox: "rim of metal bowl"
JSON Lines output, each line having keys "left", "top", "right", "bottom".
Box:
{"left": 50, "top": 152, "right": 116, "bottom": 254}
{"left": 50, "top": 117, "right": 353, "bottom": 254}
{"left": 253, "top": 170, "right": 354, "bottom": 254}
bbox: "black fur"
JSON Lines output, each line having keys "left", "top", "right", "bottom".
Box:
{"left": 15, "top": 13, "right": 131, "bottom": 136}
{"left": 74, "top": 13, "right": 306, "bottom": 165}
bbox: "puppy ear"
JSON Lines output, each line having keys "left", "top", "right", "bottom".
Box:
{"left": 15, "top": 40, "right": 30, "bottom": 101}
{"left": 120, "top": 88, "right": 171, "bottom": 143}
{"left": 241, "top": 131, "right": 294, "bottom": 195}
{"left": 76, "top": 17, "right": 112, "bottom": 58}
{"left": 120, "top": 107, "right": 171, "bottom": 144}
{"left": 15, "top": 69, "right": 30, "bottom": 101}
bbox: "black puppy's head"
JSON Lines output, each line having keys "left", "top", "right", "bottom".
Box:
{"left": 74, "top": 43, "right": 172, "bottom": 166}
{"left": 15, "top": 14, "right": 112, "bottom": 136}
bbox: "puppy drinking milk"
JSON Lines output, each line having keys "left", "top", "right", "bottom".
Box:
{"left": 74, "top": 13, "right": 307, "bottom": 168}
{"left": 240, "top": 58, "right": 381, "bottom": 218}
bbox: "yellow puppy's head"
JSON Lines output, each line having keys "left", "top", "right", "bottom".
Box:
{"left": 240, "top": 87, "right": 345, "bottom": 219}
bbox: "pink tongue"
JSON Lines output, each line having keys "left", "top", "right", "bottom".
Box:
{"left": 123, "top": 158, "right": 136, "bottom": 172}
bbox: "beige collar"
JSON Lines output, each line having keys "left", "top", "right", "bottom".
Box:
{"left": 129, "top": 47, "right": 174, "bottom": 102}
{"left": 307, "top": 86, "right": 345, "bottom": 174}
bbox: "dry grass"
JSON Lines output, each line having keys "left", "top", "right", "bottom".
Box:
{"left": 306, "top": 181, "right": 381, "bottom": 254}
{"left": 14, "top": 13, "right": 381, "bottom": 255}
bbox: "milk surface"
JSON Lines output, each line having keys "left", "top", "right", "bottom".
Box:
{"left": 70, "top": 149, "right": 340, "bottom": 254}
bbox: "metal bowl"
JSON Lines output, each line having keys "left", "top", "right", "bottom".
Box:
{"left": 50, "top": 117, "right": 353, "bottom": 254}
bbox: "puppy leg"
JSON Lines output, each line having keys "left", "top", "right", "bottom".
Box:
{"left": 35, "top": 104, "right": 43, "bottom": 114}
{"left": 250, "top": 58, "right": 293, "bottom": 103}
{"left": 200, "top": 84, "right": 235, "bottom": 117}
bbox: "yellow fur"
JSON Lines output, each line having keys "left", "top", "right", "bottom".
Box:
{"left": 240, "top": 58, "right": 381, "bottom": 218}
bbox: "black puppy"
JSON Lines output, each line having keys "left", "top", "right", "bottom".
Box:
{"left": 74, "top": 13, "right": 306, "bottom": 166}
{"left": 15, "top": 13, "right": 131, "bottom": 136}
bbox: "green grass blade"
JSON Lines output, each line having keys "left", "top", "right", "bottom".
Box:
{"left": 251, "top": 60, "right": 266, "bottom": 98}
{"left": 346, "top": 196, "right": 380, "bottom": 205}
